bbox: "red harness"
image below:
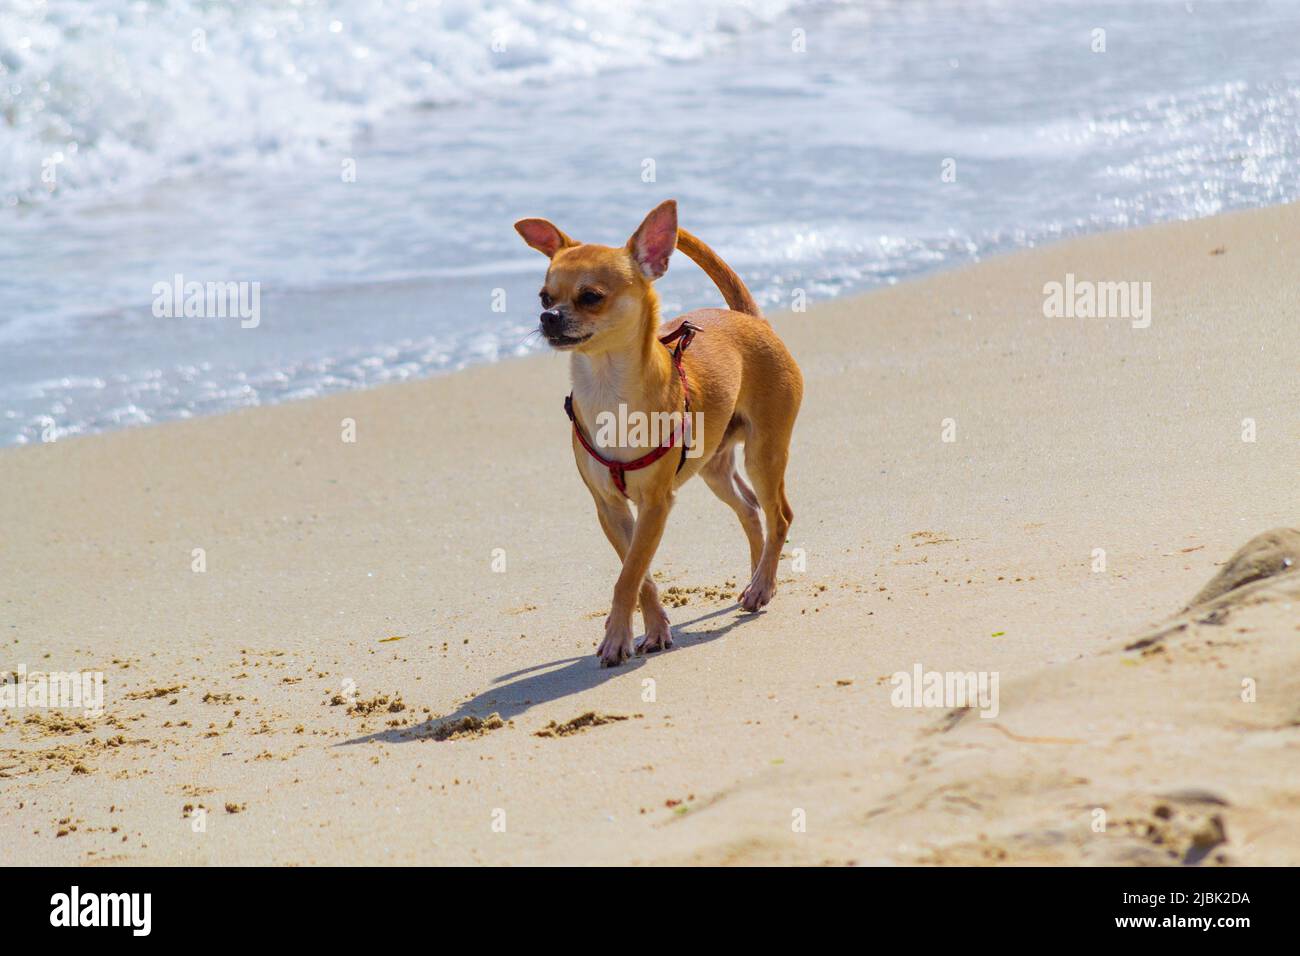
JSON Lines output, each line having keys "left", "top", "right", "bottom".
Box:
{"left": 564, "top": 321, "right": 700, "bottom": 498}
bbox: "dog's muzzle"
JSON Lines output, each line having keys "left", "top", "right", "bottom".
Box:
{"left": 540, "top": 308, "right": 592, "bottom": 348}
{"left": 539, "top": 308, "right": 565, "bottom": 337}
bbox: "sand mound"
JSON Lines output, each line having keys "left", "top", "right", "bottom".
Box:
{"left": 753, "top": 528, "right": 1300, "bottom": 867}
{"left": 1188, "top": 526, "right": 1300, "bottom": 607}
{"left": 1127, "top": 526, "right": 1300, "bottom": 651}
{"left": 428, "top": 713, "right": 505, "bottom": 742}
{"left": 533, "top": 712, "right": 633, "bottom": 738}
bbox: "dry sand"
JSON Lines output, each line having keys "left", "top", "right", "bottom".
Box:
{"left": 2, "top": 203, "right": 1298, "bottom": 866}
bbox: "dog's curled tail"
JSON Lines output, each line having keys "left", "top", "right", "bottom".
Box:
{"left": 676, "top": 228, "right": 762, "bottom": 318}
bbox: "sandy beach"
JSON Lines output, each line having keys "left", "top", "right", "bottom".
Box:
{"left": 2, "top": 202, "right": 1297, "bottom": 866}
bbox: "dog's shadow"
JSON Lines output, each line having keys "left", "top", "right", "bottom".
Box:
{"left": 340, "top": 604, "right": 759, "bottom": 746}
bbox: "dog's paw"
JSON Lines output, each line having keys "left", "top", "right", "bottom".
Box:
{"left": 598, "top": 616, "right": 634, "bottom": 667}
{"left": 636, "top": 615, "right": 674, "bottom": 655}
{"left": 740, "top": 573, "right": 776, "bottom": 613}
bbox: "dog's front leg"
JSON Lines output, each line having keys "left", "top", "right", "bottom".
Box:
{"left": 598, "top": 495, "right": 672, "bottom": 667}
{"left": 594, "top": 498, "right": 673, "bottom": 657}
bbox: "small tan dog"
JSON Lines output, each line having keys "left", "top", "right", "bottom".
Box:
{"left": 515, "top": 200, "right": 803, "bottom": 666}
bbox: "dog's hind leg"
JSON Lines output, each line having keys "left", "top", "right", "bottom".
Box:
{"left": 739, "top": 428, "right": 795, "bottom": 613}
{"left": 594, "top": 496, "right": 673, "bottom": 659}
{"left": 701, "top": 444, "right": 764, "bottom": 576}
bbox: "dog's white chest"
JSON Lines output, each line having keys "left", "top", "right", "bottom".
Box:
{"left": 571, "top": 360, "right": 643, "bottom": 496}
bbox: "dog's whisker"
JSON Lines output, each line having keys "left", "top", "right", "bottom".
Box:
{"left": 517, "top": 328, "right": 544, "bottom": 348}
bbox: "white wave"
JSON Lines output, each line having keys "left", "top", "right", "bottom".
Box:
{"left": 0, "top": 0, "right": 801, "bottom": 205}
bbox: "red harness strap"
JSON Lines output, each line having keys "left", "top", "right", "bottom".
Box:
{"left": 564, "top": 321, "right": 699, "bottom": 498}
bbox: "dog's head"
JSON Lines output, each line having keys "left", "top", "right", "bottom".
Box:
{"left": 514, "top": 200, "right": 677, "bottom": 353}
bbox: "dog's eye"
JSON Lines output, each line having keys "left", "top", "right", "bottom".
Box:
{"left": 578, "top": 290, "right": 604, "bottom": 307}
{"left": 539, "top": 290, "right": 553, "bottom": 308}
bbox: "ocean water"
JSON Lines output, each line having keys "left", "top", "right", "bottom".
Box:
{"left": 1, "top": 0, "right": 1298, "bottom": 445}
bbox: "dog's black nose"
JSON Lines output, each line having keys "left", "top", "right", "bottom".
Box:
{"left": 540, "top": 309, "right": 564, "bottom": 335}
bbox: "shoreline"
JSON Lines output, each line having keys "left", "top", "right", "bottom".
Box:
{"left": 2, "top": 192, "right": 1292, "bottom": 452}
{"left": 2, "top": 202, "right": 1297, "bottom": 865}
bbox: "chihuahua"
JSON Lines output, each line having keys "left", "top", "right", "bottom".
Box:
{"left": 515, "top": 200, "right": 803, "bottom": 666}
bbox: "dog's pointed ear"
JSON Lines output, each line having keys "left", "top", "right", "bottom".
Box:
{"left": 514, "top": 218, "right": 575, "bottom": 258}
{"left": 627, "top": 200, "right": 678, "bottom": 280}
